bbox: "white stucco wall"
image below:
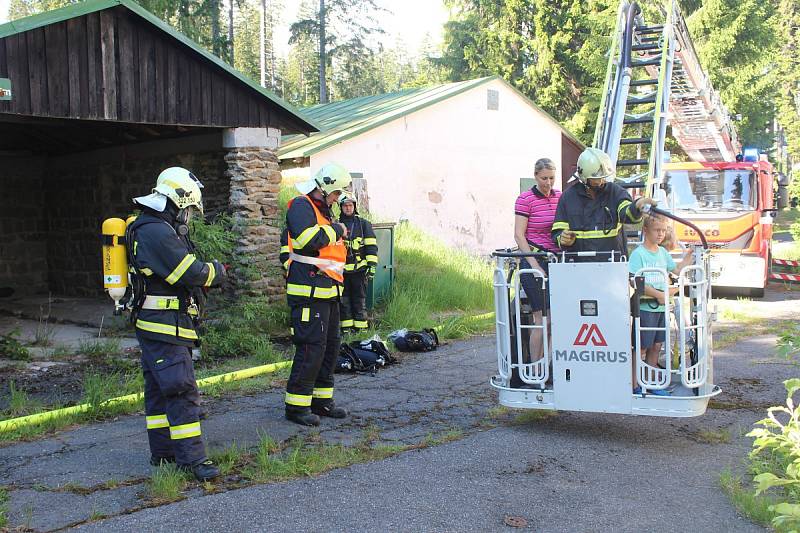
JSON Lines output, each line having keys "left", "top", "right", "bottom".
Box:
{"left": 308, "top": 79, "right": 566, "bottom": 255}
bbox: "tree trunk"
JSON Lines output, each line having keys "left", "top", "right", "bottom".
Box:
{"left": 269, "top": 6, "right": 276, "bottom": 89}
{"left": 260, "top": 0, "right": 266, "bottom": 87}
{"left": 228, "top": 0, "right": 235, "bottom": 63}
{"left": 210, "top": 0, "right": 220, "bottom": 56}
{"left": 318, "top": 0, "right": 328, "bottom": 103}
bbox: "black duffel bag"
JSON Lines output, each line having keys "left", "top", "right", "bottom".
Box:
{"left": 389, "top": 328, "right": 439, "bottom": 352}
{"left": 336, "top": 339, "right": 396, "bottom": 373}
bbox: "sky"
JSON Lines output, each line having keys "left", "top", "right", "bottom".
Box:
{"left": 0, "top": 0, "right": 450, "bottom": 58}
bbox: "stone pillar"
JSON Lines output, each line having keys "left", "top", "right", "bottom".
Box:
{"left": 223, "top": 127, "right": 285, "bottom": 302}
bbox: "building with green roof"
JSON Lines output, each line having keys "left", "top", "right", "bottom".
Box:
{"left": 279, "top": 76, "right": 583, "bottom": 254}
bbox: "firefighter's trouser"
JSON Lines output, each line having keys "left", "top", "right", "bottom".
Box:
{"left": 138, "top": 333, "right": 206, "bottom": 466}
{"left": 285, "top": 299, "right": 340, "bottom": 412}
{"left": 340, "top": 271, "right": 368, "bottom": 330}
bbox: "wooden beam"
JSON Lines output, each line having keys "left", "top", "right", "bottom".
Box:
{"left": 99, "top": 11, "right": 117, "bottom": 119}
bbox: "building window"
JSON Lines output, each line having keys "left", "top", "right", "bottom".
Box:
{"left": 487, "top": 89, "right": 499, "bottom": 111}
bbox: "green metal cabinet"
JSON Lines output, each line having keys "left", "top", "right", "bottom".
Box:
{"left": 366, "top": 222, "right": 396, "bottom": 309}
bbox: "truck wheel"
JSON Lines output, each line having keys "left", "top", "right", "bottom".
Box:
{"left": 749, "top": 287, "right": 765, "bottom": 298}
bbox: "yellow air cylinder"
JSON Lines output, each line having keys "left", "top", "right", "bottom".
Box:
{"left": 102, "top": 218, "right": 128, "bottom": 311}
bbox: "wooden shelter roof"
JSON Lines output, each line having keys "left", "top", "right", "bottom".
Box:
{"left": 0, "top": 0, "right": 318, "bottom": 154}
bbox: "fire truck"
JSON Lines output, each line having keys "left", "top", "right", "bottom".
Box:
{"left": 490, "top": 0, "right": 742, "bottom": 417}
{"left": 664, "top": 151, "right": 774, "bottom": 297}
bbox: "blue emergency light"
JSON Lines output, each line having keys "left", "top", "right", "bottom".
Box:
{"left": 742, "top": 147, "right": 759, "bottom": 162}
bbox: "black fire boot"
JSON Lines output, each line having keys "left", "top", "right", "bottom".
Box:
{"left": 285, "top": 407, "right": 321, "bottom": 427}
{"left": 311, "top": 400, "right": 348, "bottom": 419}
{"left": 150, "top": 455, "right": 176, "bottom": 467}
{"left": 182, "top": 459, "right": 220, "bottom": 482}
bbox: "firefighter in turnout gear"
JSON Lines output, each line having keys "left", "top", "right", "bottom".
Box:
{"left": 128, "top": 167, "right": 225, "bottom": 481}
{"left": 279, "top": 163, "right": 352, "bottom": 426}
{"left": 552, "top": 148, "right": 656, "bottom": 255}
{"left": 338, "top": 194, "right": 378, "bottom": 331}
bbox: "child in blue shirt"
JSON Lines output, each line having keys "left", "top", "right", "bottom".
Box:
{"left": 628, "top": 214, "right": 692, "bottom": 395}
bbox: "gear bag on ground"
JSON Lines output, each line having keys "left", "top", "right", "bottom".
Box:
{"left": 335, "top": 339, "right": 396, "bottom": 373}
{"left": 388, "top": 328, "right": 440, "bottom": 352}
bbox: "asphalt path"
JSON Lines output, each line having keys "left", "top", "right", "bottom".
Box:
{"left": 71, "top": 332, "right": 789, "bottom": 532}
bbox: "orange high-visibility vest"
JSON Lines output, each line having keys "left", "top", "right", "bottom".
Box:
{"left": 287, "top": 195, "right": 347, "bottom": 283}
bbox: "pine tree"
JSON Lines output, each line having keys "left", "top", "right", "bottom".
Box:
{"left": 288, "top": 0, "right": 385, "bottom": 103}
{"left": 687, "top": 0, "right": 779, "bottom": 149}
{"left": 775, "top": 0, "right": 800, "bottom": 161}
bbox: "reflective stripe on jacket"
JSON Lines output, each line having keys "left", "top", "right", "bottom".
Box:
{"left": 129, "top": 213, "right": 223, "bottom": 346}
{"left": 280, "top": 195, "right": 346, "bottom": 304}
{"left": 551, "top": 181, "right": 642, "bottom": 256}
{"left": 340, "top": 214, "right": 378, "bottom": 273}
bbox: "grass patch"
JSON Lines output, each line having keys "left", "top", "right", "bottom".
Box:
{"left": 720, "top": 469, "right": 776, "bottom": 528}
{"left": 777, "top": 323, "right": 800, "bottom": 360}
{"left": 241, "top": 433, "right": 403, "bottom": 484}
{"left": 0, "top": 360, "right": 290, "bottom": 445}
{"left": 375, "top": 223, "right": 493, "bottom": 340}
{"left": 47, "top": 343, "right": 76, "bottom": 360}
{"left": 486, "top": 405, "right": 511, "bottom": 420}
{"left": 696, "top": 428, "right": 732, "bottom": 444}
{"left": 81, "top": 371, "right": 143, "bottom": 418}
{"left": 1, "top": 381, "right": 45, "bottom": 418}
{"left": 196, "top": 357, "right": 291, "bottom": 400}
{"left": 0, "top": 411, "right": 87, "bottom": 444}
{"left": 209, "top": 442, "right": 246, "bottom": 476}
{"left": 77, "top": 338, "right": 123, "bottom": 358}
{"left": 714, "top": 297, "right": 755, "bottom": 322}
{"left": 417, "top": 428, "right": 464, "bottom": 448}
{"left": 0, "top": 486, "right": 8, "bottom": 528}
{"left": 0, "top": 330, "right": 30, "bottom": 361}
{"left": 774, "top": 208, "right": 800, "bottom": 234}
{"left": 202, "top": 297, "right": 289, "bottom": 362}
{"left": 147, "top": 464, "right": 189, "bottom": 503}
{"left": 32, "top": 317, "right": 56, "bottom": 348}
{"left": 715, "top": 321, "right": 787, "bottom": 350}
{"left": 88, "top": 506, "right": 107, "bottom": 521}
{"left": 511, "top": 409, "right": 557, "bottom": 425}
{"left": 774, "top": 243, "right": 800, "bottom": 262}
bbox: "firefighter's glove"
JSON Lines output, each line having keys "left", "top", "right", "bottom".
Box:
{"left": 211, "top": 259, "right": 227, "bottom": 280}
{"left": 367, "top": 266, "right": 376, "bottom": 280}
{"left": 559, "top": 230, "right": 576, "bottom": 247}
{"left": 634, "top": 197, "right": 657, "bottom": 214}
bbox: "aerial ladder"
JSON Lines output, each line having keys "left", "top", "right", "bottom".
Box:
{"left": 594, "top": 0, "right": 739, "bottom": 194}
{"left": 491, "top": 0, "right": 725, "bottom": 417}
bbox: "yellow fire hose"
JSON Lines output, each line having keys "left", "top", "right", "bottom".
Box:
{"left": 0, "top": 361, "right": 292, "bottom": 434}
{"left": 0, "top": 311, "right": 497, "bottom": 435}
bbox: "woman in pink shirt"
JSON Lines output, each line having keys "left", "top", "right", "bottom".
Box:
{"left": 513, "top": 158, "right": 561, "bottom": 370}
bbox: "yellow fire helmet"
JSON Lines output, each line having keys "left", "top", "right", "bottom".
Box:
{"left": 153, "top": 167, "right": 204, "bottom": 213}
{"left": 296, "top": 162, "right": 352, "bottom": 196}
{"left": 576, "top": 147, "right": 616, "bottom": 183}
{"left": 338, "top": 193, "right": 356, "bottom": 206}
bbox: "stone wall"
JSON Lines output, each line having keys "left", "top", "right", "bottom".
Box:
{"left": 0, "top": 157, "right": 48, "bottom": 296}
{"left": 223, "top": 127, "right": 284, "bottom": 303}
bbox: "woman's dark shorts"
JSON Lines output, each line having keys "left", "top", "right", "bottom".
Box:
{"left": 518, "top": 257, "right": 549, "bottom": 313}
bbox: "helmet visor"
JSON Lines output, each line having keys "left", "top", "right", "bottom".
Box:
{"left": 133, "top": 192, "right": 168, "bottom": 212}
